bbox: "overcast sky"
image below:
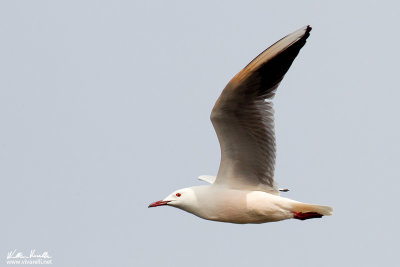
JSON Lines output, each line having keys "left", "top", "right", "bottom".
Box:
{"left": 1, "top": 1, "right": 399, "bottom": 266}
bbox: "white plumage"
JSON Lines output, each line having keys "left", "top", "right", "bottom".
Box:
{"left": 149, "top": 26, "right": 332, "bottom": 224}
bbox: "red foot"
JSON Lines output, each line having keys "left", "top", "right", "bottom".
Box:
{"left": 293, "top": 212, "right": 323, "bottom": 220}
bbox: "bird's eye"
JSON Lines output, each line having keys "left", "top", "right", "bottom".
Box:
{"left": 176, "top": 193, "right": 181, "bottom": 197}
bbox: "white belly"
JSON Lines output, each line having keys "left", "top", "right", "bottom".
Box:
{"left": 187, "top": 187, "right": 296, "bottom": 224}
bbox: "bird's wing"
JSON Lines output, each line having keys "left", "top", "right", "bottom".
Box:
{"left": 211, "top": 26, "right": 311, "bottom": 194}
{"left": 198, "top": 175, "right": 216, "bottom": 184}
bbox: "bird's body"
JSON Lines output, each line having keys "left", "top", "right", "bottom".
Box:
{"left": 166, "top": 186, "right": 302, "bottom": 224}
{"left": 149, "top": 25, "right": 333, "bottom": 224}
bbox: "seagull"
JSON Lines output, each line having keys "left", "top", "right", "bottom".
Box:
{"left": 149, "top": 26, "right": 332, "bottom": 223}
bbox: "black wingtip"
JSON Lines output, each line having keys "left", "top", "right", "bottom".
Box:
{"left": 303, "top": 25, "right": 312, "bottom": 39}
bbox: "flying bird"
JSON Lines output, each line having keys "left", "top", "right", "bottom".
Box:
{"left": 149, "top": 26, "right": 332, "bottom": 224}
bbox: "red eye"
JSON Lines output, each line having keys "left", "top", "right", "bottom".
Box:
{"left": 176, "top": 193, "right": 181, "bottom": 197}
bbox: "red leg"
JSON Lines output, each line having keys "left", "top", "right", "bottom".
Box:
{"left": 293, "top": 211, "right": 323, "bottom": 220}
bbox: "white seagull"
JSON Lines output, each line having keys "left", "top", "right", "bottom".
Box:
{"left": 149, "top": 26, "right": 332, "bottom": 224}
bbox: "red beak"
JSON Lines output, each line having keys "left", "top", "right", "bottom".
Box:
{"left": 148, "top": 200, "right": 170, "bottom": 208}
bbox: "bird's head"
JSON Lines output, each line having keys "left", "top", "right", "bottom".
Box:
{"left": 148, "top": 187, "right": 197, "bottom": 209}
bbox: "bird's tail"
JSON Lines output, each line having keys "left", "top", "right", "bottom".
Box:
{"left": 291, "top": 202, "right": 333, "bottom": 220}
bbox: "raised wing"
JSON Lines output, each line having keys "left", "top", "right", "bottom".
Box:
{"left": 211, "top": 26, "right": 311, "bottom": 194}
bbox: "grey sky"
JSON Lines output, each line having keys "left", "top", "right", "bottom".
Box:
{"left": 1, "top": 1, "right": 399, "bottom": 266}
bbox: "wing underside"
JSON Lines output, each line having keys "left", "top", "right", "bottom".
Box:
{"left": 211, "top": 26, "right": 312, "bottom": 194}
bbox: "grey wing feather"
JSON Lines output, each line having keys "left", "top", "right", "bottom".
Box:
{"left": 211, "top": 26, "right": 312, "bottom": 194}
